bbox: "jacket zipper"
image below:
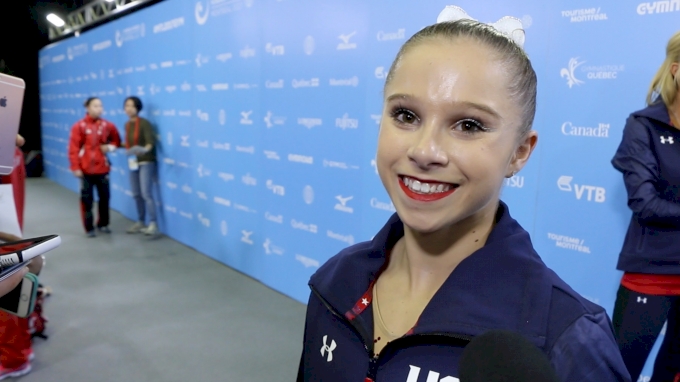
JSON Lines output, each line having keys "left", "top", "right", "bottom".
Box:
{"left": 310, "top": 287, "right": 472, "bottom": 381}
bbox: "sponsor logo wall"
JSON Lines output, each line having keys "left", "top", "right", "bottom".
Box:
{"left": 39, "top": 1, "right": 676, "bottom": 376}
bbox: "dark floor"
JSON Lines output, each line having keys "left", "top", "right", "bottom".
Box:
{"left": 19, "top": 178, "right": 306, "bottom": 381}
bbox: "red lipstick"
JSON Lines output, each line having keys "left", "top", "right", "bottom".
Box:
{"left": 399, "top": 177, "right": 456, "bottom": 202}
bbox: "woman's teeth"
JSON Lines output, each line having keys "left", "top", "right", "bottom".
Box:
{"left": 402, "top": 176, "right": 454, "bottom": 194}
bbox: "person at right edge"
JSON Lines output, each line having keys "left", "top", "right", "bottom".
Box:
{"left": 611, "top": 31, "right": 680, "bottom": 382}
{"left": 122, "top": 96, "right": 158, "bottom": 236}
{"left": 68, "top": 97, "right": 121, "bottom": 238}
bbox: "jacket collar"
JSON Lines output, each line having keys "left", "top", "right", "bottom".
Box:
{"left": 309, "top": 201, "right": 551, "bottom": 347}
{"left": 84, "top": 114, "right": 100, "bottom": 124}
{"left": 632, "top": 100, "right": 671, "bottom": 126}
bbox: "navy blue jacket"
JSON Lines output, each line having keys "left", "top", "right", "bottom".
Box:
{"left": 612, "top": 101, "right": 680, "bottom": 273}
{"left": 297, "top": 201, "right": 630, "bottom": 382}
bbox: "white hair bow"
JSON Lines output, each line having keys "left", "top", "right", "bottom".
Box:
{"left": 436, "top": 6, "right": 525, "bottom": 49}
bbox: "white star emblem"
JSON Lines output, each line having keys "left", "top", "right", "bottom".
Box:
{"left": 362, "top": 298, "right": 369, "bottom": 306}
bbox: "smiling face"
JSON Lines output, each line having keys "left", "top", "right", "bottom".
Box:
{"left": 377, "top": 37, "right": 535, "bottom": 233}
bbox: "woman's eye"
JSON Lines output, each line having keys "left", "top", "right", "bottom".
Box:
{"left": 455, "top": 119, "right": 486, "bottom": 133}
{"left": 391, "top": 108, "right": 419, "bottom": 125}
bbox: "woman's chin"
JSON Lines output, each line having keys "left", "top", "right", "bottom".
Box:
{"left": 398, "top": 212, "right": 448, "bottom": 235}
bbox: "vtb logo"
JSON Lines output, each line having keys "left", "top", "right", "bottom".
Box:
{"left": 406, "top": 365, "right": 459, "bottom": 382}
{"left": 557, "top": 176, "right": 605, "bottom": 203}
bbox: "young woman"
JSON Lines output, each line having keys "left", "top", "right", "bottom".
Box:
{"left": 297, "top": 7, "right": 630, "bottom": 382}
{"left": 68, "top": 97, "right": 120, "bottom": 237}
{"left": 122, "top": 96, "right": 158, "bottom": 236}
{"left": 611, "top": 31, "right": 680, "bottom": 382}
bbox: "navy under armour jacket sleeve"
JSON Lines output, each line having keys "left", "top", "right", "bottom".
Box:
{"left": 549, "top": 313, "right": 631, "bottom": 381}
{"left": 612, "top": 116, "right": 680, "bottom": 225}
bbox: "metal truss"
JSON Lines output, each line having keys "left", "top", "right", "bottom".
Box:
{"left": 49, "top": 0, "right": 157, "bottom": 41}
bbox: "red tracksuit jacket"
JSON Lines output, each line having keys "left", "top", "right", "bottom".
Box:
{"left": 68, "top": 115, "right": 121, "bottom": 175}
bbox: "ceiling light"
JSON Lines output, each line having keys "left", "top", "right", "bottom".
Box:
{"left": 46, "top": 13, "right": 65, "bottom": 27}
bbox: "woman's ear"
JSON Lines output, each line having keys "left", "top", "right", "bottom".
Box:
{"left": 671, "top": 62, "right": 679, "bottom": 78}
{"left": 508, "top": 131, "right": 538, "bottom": 177}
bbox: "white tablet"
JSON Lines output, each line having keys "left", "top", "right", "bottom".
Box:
{"left": 0, "top": 235, "right": 61, "bottom": 268}
{"left": 0, "top": 73, "right": 26, "bottom": 175}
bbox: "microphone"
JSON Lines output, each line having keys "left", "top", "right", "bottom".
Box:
{"left": 459, "top": 329, "right": 561, "bottom": 382}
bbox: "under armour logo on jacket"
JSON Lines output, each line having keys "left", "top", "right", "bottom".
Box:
{"left": 320, "top": 335, "right": 337, "bottom": 362}
{"left": 406, "top": 365, "right": 459, "bottom": 382}
{"left": 637, "top": 296, "right": 647, "bottom": 304}
{"left": 661, "top": 136, "right": 674, "bottom": 144}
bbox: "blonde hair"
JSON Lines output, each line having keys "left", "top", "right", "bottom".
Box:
{"left": 647, "top": 31, "right": 680, "bottom": 106}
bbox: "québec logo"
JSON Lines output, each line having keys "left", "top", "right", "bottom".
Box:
{"left": 195, "top": 1, "right": 210, "bottom": 25}
{"left": 561, "top": 57, "right": 624, "bottom": 87}
{"left": 407, "top": 365, "right": 459, "bottom": 382}
{"left": 337, "top": 31, "right": 357, "bottom": 50}
{"left": 557, "top": 176, "right": 606, "bottom": 203}
{"left": 560, "top": 58, "right": 585, "bottom": 88}
{"left": 195, "top": 53, "right": 209, "bottom": 67}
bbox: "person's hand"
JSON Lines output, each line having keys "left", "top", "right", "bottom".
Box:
{"left": 15, "top": 135, "right": 24, "bottom": 148}
{"left": 0, "top": 267, "right": 28, "bottom": 298}
{"left": 100, "top": 144, "right": 110, "bottom": 153}
{"left": 73, "top": 170, "right": 83, "bottom": 178}
{"left": 0, "top": 232, "right": 21, "bottom": 243}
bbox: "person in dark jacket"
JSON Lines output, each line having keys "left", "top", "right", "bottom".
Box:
{"left": 122, "top": 96, "right": 158, "bottom": 237}
{"left": 297, "top": 6, "right": 630, "bottom": 382}
{"left": 611, "top": 30, "right": 680, "bottom": 382}
{"left": 68, "top": 97, "right": 121, "bottom": 237}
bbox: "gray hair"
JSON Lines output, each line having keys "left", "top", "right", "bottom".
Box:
{"left": 385, "top": 19, "right": 537, "bottom": 136}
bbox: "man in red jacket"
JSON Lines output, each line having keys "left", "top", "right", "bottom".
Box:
{"left": 68, "top": 97, "right": 121, "bottom": 237}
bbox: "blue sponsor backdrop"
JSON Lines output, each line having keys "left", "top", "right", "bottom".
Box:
{"left": 38, "top": 0, "right": 678, "bottom": 377}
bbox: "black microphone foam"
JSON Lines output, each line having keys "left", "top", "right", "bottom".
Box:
{"left": 459, "top": 329, "right": 561, "bottom": 382}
